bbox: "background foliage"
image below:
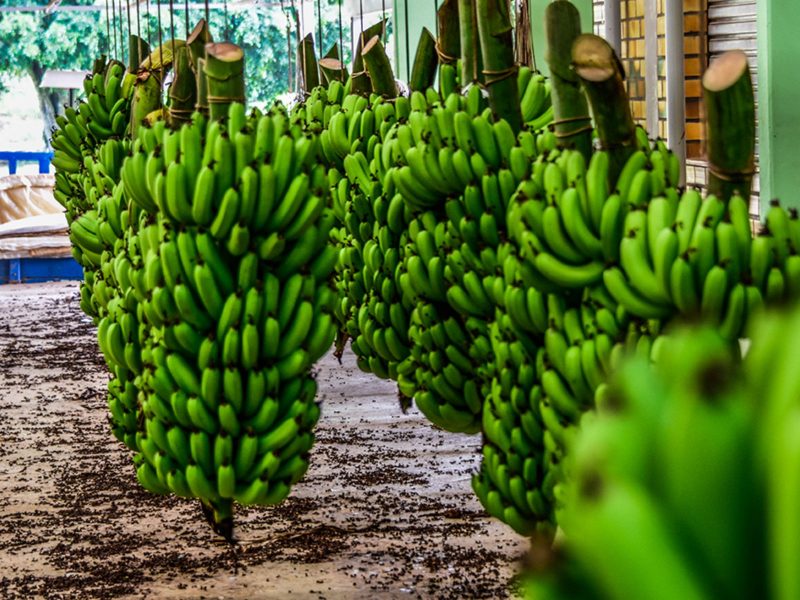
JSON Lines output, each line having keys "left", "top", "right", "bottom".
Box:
{"left": 0, "top": 0, "right": 355, "bottom": 144}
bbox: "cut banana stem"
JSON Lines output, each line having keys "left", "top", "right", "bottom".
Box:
{"left": 204, "top": 42, "right": 246, "bottom": 122}
{"left": 409, "top": 27, "right": 438, "bottom": 92}
{"left": 702, "top": 50, "right": 756, "bottom": 200}
{"left": 350, "top": 19, "right": 387, "bottom": 95}
{"left": 475, "top": 0, "right": 523, "bottom": 132}
{"left": 545, "top": 0, "right": 592, "bottom": 161}
{"left": 572, "top": 33, "right": 637, "bottom": 186}
{"left": 457, "top": 0, "right": 482, "bottom": 85}
{"left": 362, "top": 36, "right": 399, "bottom": 98}
{"left": 297, "top": 33, "right": 320, "bottom": 93}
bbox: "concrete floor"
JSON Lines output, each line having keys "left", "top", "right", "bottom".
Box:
{"left": 0, "top": 282, "right": 527, "bottom": 599}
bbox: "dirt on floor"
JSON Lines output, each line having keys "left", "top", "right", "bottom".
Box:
{"left": 0, "top": 282, "right": 528, "bottom": 599}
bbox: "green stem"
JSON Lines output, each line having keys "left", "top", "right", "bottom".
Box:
{"left": 319, "top": 57, "right": 347, "bottom": 85}
{"left": 475, "top": 0, "right": 522, "bottom": 131}
{"left": 350, "top": 19, "right": 387, "bottom": 96}
{"left": 457, "top": 0, "right": 482, "bottom": 85}
{"left": 128, "top": 35, "right": 150, "bottom": 74}
{"left": 298, "top": 33, "right": 320, "bottom": 94}
{"left": 572, "top": 33, "right": 637, "bottom": 185}
{"left": 204, "top": 42, "right": 246, "bottom": 122}
{"left": 410, "top": 28, "right": 438, "bottom": 92}
{"left": 168, "top": 45, "right": 196, "bottom": 125}
{"left": 362, "top": 35, "right": 398, "bottom": 98}
{"left": 545, "top": 0, "right": 592, "bottom": 160}
{"left": 702, "top": 50, "right": 756, "bottom": 200}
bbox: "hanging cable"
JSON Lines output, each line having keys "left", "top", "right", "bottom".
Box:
{"left": 381, "top": 0, "right": 386, "bottom": 44}
{"left": 434, "top": 0, "right": 439, "bottom": 38}
{"left": 358, "top": 0, "right": 363, "bottom": 43}
{"left": 105, "top": 0, "right": 112, "bottom": 55}
{"left": 316, "top": 0, "right": 322, "bottom": 56}
{"left": 135, "top": 0, "right": 141, "bottom": 48}
{"left": 111, "top": 0, "right": 118, "bottom": 59}
{"left": 118, "top": 0, "right": 126, "bottom": 65}
{"left": 184, "top": 0, "right": 190, "bottom": 37}
{"left": 223, "top": 0, "right": 229, "bottom": 41}
{"left": 146, "top": 0, "right": 153, "bottom": 49}
{"left": 337, "top": 0, "right": 343, "bottom": 67}
{"left": 404, "top": 0, "right": 409, "bottom": 83}
{"left": 157, "top": 0, "right": 164, "bottom": 108}
{"left": 126, "top": 0, "right": 132, "bottom": 60}
{"left": 169, "top": 0, "right": 176, "bottom": 48}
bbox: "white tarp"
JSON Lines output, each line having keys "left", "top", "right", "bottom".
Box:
{"left": 0, "top": 175, "right": 71, "bottom": 259}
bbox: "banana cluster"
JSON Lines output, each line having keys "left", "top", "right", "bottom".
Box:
{"left": 384, "top": 70, "right": 554, "bottom": 436}
{"left": 111, "top": 103, "right": 337, "bottom": 537}
{"left": 51, "top": 58, "right": 133, "bottom": 318}
{"left": 527, "top": 312, "right": 800, "bottom": 599}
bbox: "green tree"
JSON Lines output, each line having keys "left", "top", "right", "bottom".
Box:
{"left": 0, "top": 0, "right": 354, "bottom": 146}
{"left": 0, "top": 0, "right": 109, "bottom": 146}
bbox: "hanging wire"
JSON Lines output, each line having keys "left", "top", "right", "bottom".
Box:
{"left": 204, "top": 0, "right": 210, "bottom": 31}
{"left": 135, "top": 0, "right": 141, "bottom": 46}
{"left": 337, "top": 0, "right": 343, "bottom": 67}
{"left": 316, "top": 0, "right": 322, "bottom": 56}
{"left": 169, "top": 0, "right": 176, "bottom": 48}
{"left": 434, "top": 0, "right": 439, "bottom": 38}
{"left": 118, "top": 0, "right": 126, "bottom": 66}
{"left": 381, "top": 0, "right": 386, "bottom": 44}
{"left": 126, "top": 0, "right": 132, "bottom": 58}
{"left": 358, "top": 0, "right": 363, "bottom": 42}
{"left": 223, "top": 0, "right": 229, "bottom": 41}
{"left": 184, "top": 0, "right": 190, "bottom": 37}
{"left": 404, "top": 0, "right": 409, "bottom": 82}
{"left": 105, "top": 0, "right": 112, "bottom": 55}
{"left": 157, "top": 0, "right": 164, "bottom": 108}
{"left": 111, "top": 0, "right": 118, "bottom": 59}
{"left": 146, "top": 0, "right": 153, "bottom": 48}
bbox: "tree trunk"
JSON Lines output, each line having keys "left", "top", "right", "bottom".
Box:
{"left": 29, "top": 62, "right": 62, "bottom": 150}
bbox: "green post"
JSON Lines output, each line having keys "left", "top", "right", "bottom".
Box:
{"left": 531, "top": 0, "right": 592, "bottom": 77}
{"left": 393, "top": 0, "right": 438, "bottom": 83}
{"left": 757, "top": 0, "right": 800, "bottom": 214}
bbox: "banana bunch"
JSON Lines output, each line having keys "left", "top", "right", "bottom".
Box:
{"left": 385, "top": 72, "right": 553, "bottom": 433}
{"left": 526, "top": 310, "right": 800, "bottom": 600}
{"left": 600, "top": 149, "right": 800, "bottom": 338}
{"left": 327, "top": 95, "right": 405, "bottom": 377}
{"left": 117, "top": 102, "right": 337, "bottom": 538}
{"left": 472, "top": 308, "right": 553, "bottom": 537}
{"left": 51, "top": 57, "right": 133, "bottom": 321}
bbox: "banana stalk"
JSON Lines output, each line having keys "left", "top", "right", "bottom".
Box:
{"left": 437, "top": 0, "right": 461, "bottom": 82}
{"left": 140, "top": 39, "right": 187, "bottom": 71}
{"left": 545, "top": 0, "right": 592, "bottom": 161}
{"left": 204, "top": 42, "right": 246, "bottom": 122}
{"left": 169, "top": 46, "right": 197, "bottom": 126}
{"left": 362, "top": 35, "right": 398, "bottom": 98}
{"left": 572, "top": 33, "right": 637, "bottom": 186}
{"left": 409, "top": 27, "right": 438, "bottom": 92}
{"left": 319, "top": 57, "right": 347, "bottom": 85}
{"left": 298, "top": 33, "right": 320, "bottom": 94}
{"left": 324, "top": 42, "right": 340, "bottom": 61}
{"left": 475, "top": 0, "right": 522, "bottom": 132}
{"left": 702, "top": 50, "right": 756, "bottom": 200}
{"left": 187, "top": 18, "right": 212, "bottom": 66}
{"left": 188, "top": 19, "right": 213, "bottom": 116}
{"left": 457, "top": 0, "right": 482, "bottom": 85}
{"left": 130, "top": 70, "right": 162, "bottom": 137}
{"left": 350, "top": 19, "right": 387, "bottom": 96}
{"left": 128, "top": 35, "right": 150, "bottom": 74}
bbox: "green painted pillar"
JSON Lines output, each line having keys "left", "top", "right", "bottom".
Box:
{"left": 757, "top": 0, "right": 800, "bottom": 213}
{"left": 393, "top": 0, "right": 438, "bottom": 83}
{"left": 530, "top": 0, "right": 593, "bottom": 77}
